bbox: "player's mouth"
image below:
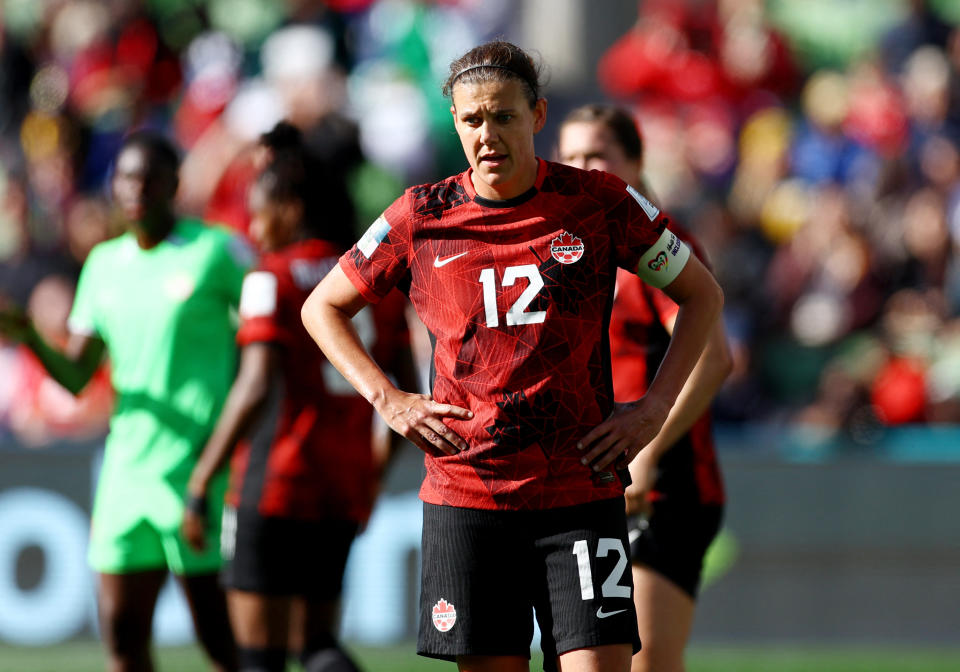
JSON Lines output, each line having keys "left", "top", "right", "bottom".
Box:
{"left": 479, "top": 152, "right": 508, "bottom": 167}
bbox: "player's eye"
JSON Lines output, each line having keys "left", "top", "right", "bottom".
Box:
{"left": 496, "top": 113, "right": 513, "bottom": 123}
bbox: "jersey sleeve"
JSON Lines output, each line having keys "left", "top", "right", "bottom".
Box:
{"left": 647, "top": 227, "right": 713, "bottom": 326}
{"left": 338, "top": 195, "right": 412, "bottom": 303}
{"left": 236, "top": 269, "right": 289, "bottom": 346}
{"left": 602, "top": 173, "right": 691, "bottom": 289}
{"left": 67, "top": 247, "right": 102, "bottom": 338}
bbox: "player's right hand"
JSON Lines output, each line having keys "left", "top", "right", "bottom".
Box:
{"left": 377, "top": 389, "right": 473, "bottom": 456}
{"left": 181, "top": 508, "right": 207, "bottom": 552}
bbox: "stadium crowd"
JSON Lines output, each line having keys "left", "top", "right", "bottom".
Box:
{"left": 2, "top": 0, "right": 960, "bottom": 453}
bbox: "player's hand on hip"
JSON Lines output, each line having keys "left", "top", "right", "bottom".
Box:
{"left": 577, "top": 397, "right": 671, "bottom": 473}
{"left": 378, "top": 389, "right": 472, "bottom": 456}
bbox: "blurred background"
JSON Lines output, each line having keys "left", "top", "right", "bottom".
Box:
{"left": 1, "top": 0, "right": 959, "bottom": 669}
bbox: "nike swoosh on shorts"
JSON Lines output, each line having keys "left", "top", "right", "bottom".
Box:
{"left": 596, "top": 607, "right": 628, "bottom": 619}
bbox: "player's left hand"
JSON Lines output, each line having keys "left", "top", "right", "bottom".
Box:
{"left": 577, "top": 396, "right": 671, "bottom": 473}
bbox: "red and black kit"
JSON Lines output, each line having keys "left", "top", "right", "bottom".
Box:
{"left": 222, "top": 239, "right": 408, "bottom": 596}
{"left": 340, "top": 159, "right": 674, "bottom": 512}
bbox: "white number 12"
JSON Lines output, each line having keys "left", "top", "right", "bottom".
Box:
{"left": 478, "top": 264, "right": 546, "bottom": 328}
{"left": 572, "top": 538, "right": 631, "bottom": 600}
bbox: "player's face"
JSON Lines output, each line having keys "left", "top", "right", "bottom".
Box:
{"left": 111, "top": 144, "right": 176, "bottom": 230}
{"left": 558, "top": 121, "right": 641, "bottom": 188}
{"left": 248, "top": 182, "right": 298, "bottom": 253}
{"left": 451, "top": 78, "right": 546, "bottom": 201}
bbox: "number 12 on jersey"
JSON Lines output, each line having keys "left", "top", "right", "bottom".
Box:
{"left": 478, "top": 264, "right": 546, "bottom": 328}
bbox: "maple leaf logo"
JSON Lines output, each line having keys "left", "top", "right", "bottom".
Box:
{"left": 550, "top": 231, "right": 585, "bottom": 264}
{"left": 432, "top": 598, "right": 457, "bottom": 632}
{"left": 648, "top": 251, "right": 668, "bottom": 271}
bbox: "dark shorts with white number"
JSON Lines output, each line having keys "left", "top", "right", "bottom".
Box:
{"left": 627, "top": 500, "right": 723, "bottom": 599}
{"left": 220, "top": 505, "right": 359, "bottom": 599}
{"left": 418, "top": 497, "right": 640, "bottom": 670}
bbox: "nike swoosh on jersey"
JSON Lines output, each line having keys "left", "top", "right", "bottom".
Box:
{"left": 434, "top": 251, "right": 469, "bottom": 267}
{"left": 596, "top": 607, "right": 628, "bottom": 619}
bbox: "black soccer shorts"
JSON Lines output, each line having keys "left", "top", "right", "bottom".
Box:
{"left": 220, "top": 505, "right": 359, "bottom": 599}
{"left": 417, "top": 497, "right": 641, "bottom": 670}
{"left": 627, "top": 499, "right": 723, "bottom": 598}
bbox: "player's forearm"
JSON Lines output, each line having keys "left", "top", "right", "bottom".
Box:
{"left": 188, "top": 345, "right": 273, "bottom": 495}
{"left": 25, "top": 329, "right": 100, "bottom": 395}
{"left": 643, "top": 319, "right": 732, "bottom": 461}
{"left": 644, "top": 273, "right": 723, "bottom": 413}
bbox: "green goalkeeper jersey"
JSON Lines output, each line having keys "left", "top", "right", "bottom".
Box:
{"left": 69, "top": 218, "right": 250, "bottom": 532}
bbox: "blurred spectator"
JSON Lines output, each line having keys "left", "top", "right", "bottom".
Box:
{"left": 4, "top": 0, "right": 960, "bottom": 450}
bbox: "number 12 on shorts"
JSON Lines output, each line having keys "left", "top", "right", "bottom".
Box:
{"left": 572, "top": 538, "right": 631, "bottom": 600}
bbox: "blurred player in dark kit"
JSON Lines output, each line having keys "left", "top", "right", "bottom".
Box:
{"left": 302, "top": 41, "right": 724, "bottom": 672}
{"left": 182, "top": 124, "right": 412, "bottom": 672}
{"left": 0, "top": 131, "right": 244, "bottom": 672}
{"left": 559, "top": 104, "right": 731, "bottom": 672}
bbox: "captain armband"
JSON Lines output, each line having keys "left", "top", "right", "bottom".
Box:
{"left": 634, "top": 228, "right": 691, "bottom": 289}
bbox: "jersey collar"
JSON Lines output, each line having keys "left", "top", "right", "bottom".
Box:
{"left": 462, "top": 158, "right": 547, "bottom": 209}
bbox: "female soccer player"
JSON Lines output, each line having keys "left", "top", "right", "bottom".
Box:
{"left": 0, "top": 131, "right": 243, "bottom": 671}
{"left": 558, "top": 104, "right": 732, "bottom": 672}
{"left": 181, "top": 130, "right": 412, "bottom": 672}
{"left": 301, "top": 41, "right": 724, "bottom": 672}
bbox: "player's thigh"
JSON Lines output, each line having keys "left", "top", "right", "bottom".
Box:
{"left": 557, "top": 643, "right": 632, "bottom": 672}
{"left": 227, "top": 589, "right": 295, "bottom": 648}
{"left": 97, "top": 569, "right": 167, "bottom": 647}
{"left": 628, "top": 501, "right": 722, "bottom": 599}
{"left": 631, "top": 565, "right": 693, "bottom": 672}
{"left": 535, "top": 498, "right": 639, "bottom": 665}
{"left": 222, "top": 506, "right": 358, "bottom": 600}
{"left": 418, "top": 503, "right": 536, "bottom": 662}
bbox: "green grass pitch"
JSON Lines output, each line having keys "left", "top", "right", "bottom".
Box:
{"left": 2, "top": 642, "right": 960, "bottom": 672}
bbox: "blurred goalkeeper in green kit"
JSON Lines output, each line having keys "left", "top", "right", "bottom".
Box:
{"left": 0, "top": 131, "right": 245, "bottom": 671}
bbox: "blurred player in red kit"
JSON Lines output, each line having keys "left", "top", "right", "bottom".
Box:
{"left": 559, "top": 104, "right": 732, "bottom": 672}
{"left": 302, "top": 41, "right": 724, "bottom": 672}
{"left": 182, "top": 124, "right": 412, "bottom": 672}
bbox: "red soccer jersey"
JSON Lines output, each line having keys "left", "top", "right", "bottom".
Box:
{"left": 227, "top": 239, "right": 409, "bottom": 522}
{"left": 340, "top": 159, "right": 684, "bottom": 510}
{"left": 609, "top": 227, "right": 725, "bottom": 505}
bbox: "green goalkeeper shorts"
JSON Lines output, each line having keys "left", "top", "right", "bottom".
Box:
{"left": 87, "top": 469, "right": 227, "bottom": 576}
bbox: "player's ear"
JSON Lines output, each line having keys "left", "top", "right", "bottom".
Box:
{"left": 532, "top": 98, "right": 547, "bottom": 134}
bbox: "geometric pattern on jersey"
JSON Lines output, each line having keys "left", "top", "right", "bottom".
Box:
{"left": 341, "top": 159, "right": 674, "bottom": 511}
{"left": 227, "top": 239, "right": 409, "bottom": 523}
{"left": 608, "top": 225, "right": 724, "bottom": 505}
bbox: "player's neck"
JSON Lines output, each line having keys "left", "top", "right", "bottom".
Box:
{"left": 132, "top": 211, "right": 176, "bottom": 250}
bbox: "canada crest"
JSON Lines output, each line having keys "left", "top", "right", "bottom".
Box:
{"left": 432, "top": 598, "right": 457, "bottom": 632}
{"left": 550, "top": 231, "right": 585, "bottom": 264}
